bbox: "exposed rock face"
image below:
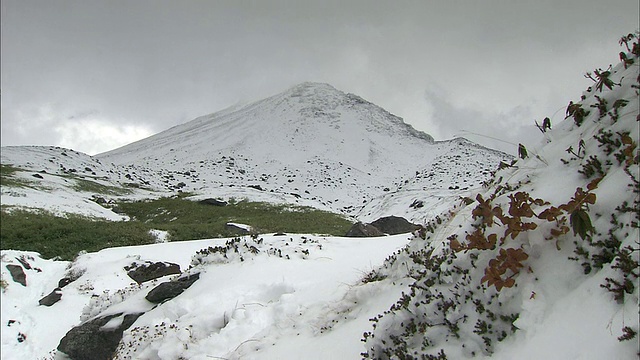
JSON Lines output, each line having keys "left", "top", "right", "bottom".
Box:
{"left": 57, "top": 312, "right": 143, "bottom": 360}
{"left": 39, "top": 288, "right": 63, "bottom": 306}
{"left": 125, "top": 261, "right": 181, "bottom": 285}
{"left": 345, "top": 222, "right": 385, "bottom": 237}
{"left": 145, "top": 273, "right": 200, "bottom": 304}
{"left": 198, "top": 198, "right": 227, "bottom": 206}
{"left": 6, "top": 265, "right": 27, "bottom": 286}
{"left": 370, "top": 216, "right": 419, "bottom": 235}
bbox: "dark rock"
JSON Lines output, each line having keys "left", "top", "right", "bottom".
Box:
{"left": 58, "top": 277, "right": 75, "bottom": 288}
{"left": 145, "top": 273, "right": 200, "bottom": 304}
{"left": 111, "top": 206, "right": 125, "bottom": 214}
{"left": 248, "top": 184, "right": 264, "bottom": 191}
{"left": 93, "top": 197, "right": 107, "bottom": 204}
{"left": 198, "top": 198, "right": 228, "bottom": 206}
{"left": 39, "top": 288, "right": 63, "bottom": 306}
{"left": 6, "top": 265, "right": 27, "bottom": 286}
{"left": 32, "top": 173, "right": 44, "bottom": 179}
{"left": 126, "top": 261, "right": 181, "bottom": 285}
{"left": 57, "top": 312, "right": 143, "bottom": 360}
{"left": 15, "top": 256, "right": 32, "bottom": 270}
{"left": 370, "top": 216, "right": 420, "bottom": 235}
{"left": 225, "top": 223, "right": 251, "bottom": 235}
{"left": 409, "top": 199, "right": 424, "bottom": 209}
{"left": 345, "top": 222, "right": 385, "bottom": 237}
{"left": 274, "top": 232, "right": 287, "bottom": 236}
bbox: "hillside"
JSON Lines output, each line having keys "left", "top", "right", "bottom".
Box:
{"left": 360, "top": 34, "right": 640, "bottom": 358}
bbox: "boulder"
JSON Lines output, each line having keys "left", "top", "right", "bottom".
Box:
{"left": 39, "top": 288, "right": 63, "bottom": 306}
{"left": 145, "top": 273, "right": 200, "bottom": 304}
{"left": 198, "top": 198, "right": 227, "bottom": 206}
{"left": 15, "top": 256, "right": 32, "bottom": 270}
{"left": 57, "top": 312, "right": 143, "bottom": 360}
{"left": 58, "top": 277, "right": 75, "bottom": 288}
{"left": 370, "top": 216, "right": 420, "bottom": 235}
{"left": 6, "top": 265, "right": 26, "bottom": 286}
{"left": 225, "top": 223, "right": 252, "bottom": 235}
{"left": 345, "top": 222, "right": 385, "bottom": 237}
{"left": 125, "top": 261, "right": 181, "bottom": 285}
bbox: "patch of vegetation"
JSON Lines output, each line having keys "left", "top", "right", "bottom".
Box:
{"left": 0, "top": 164, "right": 32, "bottom": 188}
{"left": 362, "top": 33, "right": 640, "bottom": 359}
{"left": 117, "top": 197, "right": 352, "bottom": 240}
{"left": 0, "top": 210, "right": 155, "bottom": 260}
{"left": 0, "top": 197, "right": 352, "bottom": 260}
{"left": 72, "top": 178, "right": 133, "bottom": 196}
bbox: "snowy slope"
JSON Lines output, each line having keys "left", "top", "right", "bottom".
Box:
{"left": 360, "top": 38, "right": 640, "bottom": 359}
{"left": 0, "top": 146, "right": 157, "bottom": 220}
{"left": 0, "top": 234, "right": 412, "bottom": 360}
{"left": 95, "top": 82, "right": 510, "bottom": 219}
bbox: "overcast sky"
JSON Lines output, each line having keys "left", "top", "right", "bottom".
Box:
{"left": 1, "top": 1, "right": 638, "bottom": 155}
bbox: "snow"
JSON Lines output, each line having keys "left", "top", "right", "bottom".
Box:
{"left": 1, "top": 45, "right": 639, "bottom": 359}
{"left": 1, "top": 234, "right": 411, "bottom": 359}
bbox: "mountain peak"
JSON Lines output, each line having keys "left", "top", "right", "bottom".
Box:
{"left": 288, "top": 81, "right": 338, "bottom": 92}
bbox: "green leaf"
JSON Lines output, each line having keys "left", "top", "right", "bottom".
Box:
{"left": 570, "top": 209, "right": 594, "bottom": 240}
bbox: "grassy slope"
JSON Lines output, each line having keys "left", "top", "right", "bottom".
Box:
{"left": 1, "top": 197, "right": 353, "bottom": 260}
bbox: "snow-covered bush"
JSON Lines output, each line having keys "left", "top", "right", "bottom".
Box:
{"left": 362, "top": 33, "right": 639, "bottom": 359}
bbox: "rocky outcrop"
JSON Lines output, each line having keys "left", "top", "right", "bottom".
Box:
{"left": 198, "top": 198, "right": 227, "bottom": 206}
{"left": 125, "top": 261, "right": 181, "bottom": 284}
{"left": 345, "top": 222, "right": 385, "bottom": 237}
{"left": 145, "top": 273, "right": 200, "bottom": 304}
{"left": 39, "top": 288, "right": 63, "bottom": 306}
{"left": 370, "top": 216, "right": 419, "bottom": 235}
{"left": 346, "top": 216, "right": 419, "bottom": 237}
{"left": 6, "top": 265, "right": 27, "bottom": 286}
{"left": 57, "top": 312, "right": 143, "bottom": 360}
{"left": 225, "top": 223, "right": 252, "bottom": 235}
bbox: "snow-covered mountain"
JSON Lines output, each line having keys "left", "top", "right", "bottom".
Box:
{"left": 2, "top": 82, "right": 511, "bottom": 223}
{"left": 96, "top": 82, "right": 510, "bottom": 222}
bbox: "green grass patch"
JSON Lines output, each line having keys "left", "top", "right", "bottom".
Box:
{"left": 1, "top": 210, "right": 155, "bottom": 260}
{"left": 0, "top": 198, "right": 353, "bottom": 260}
{"left": 116, "top": 197, "right": 353, "bottom": 240}
{"left": 72, "top": 178, "right": 133, "bottom": 196}
{"left": 0, "top": 164, "right": 32, "bottom": 188}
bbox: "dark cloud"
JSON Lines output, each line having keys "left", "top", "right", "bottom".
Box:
{"left": 1, "top": 0, "right": 638, "bottom": 154}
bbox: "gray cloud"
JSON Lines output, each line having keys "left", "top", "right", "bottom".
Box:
{"left": 1, "top": 0, "right": 638, "bottom": 154}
